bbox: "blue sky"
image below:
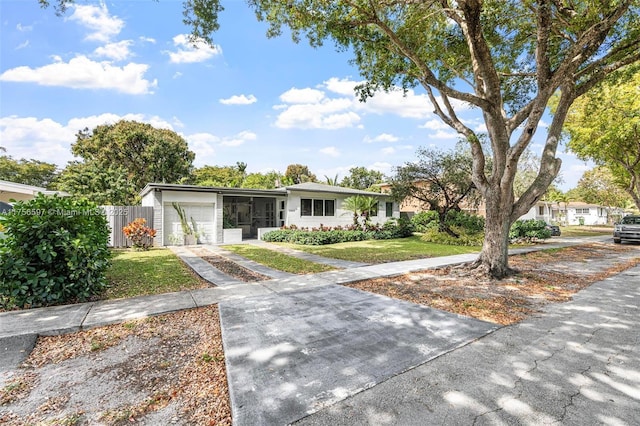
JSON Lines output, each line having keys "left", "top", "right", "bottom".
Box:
{"left": 0, "top": 0, "right": 590, "bottom": 190}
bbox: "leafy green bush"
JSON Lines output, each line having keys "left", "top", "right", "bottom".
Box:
{"left": 262, "top": 219, "right": 413, "bottom": 245}
{"left": 509, "top": 219, "right": 551, "bottom": 243}
{"left": 411, "top": 211, "right": 439, "bottom": 232}
{"left": 411, "top": 210, "right": 484, "bottom": 233}
{"left": 420, "top": 227, "right": 484, "bottom": 246}
{"left": 0, "top": 194, "right": 111, "bottom": 309}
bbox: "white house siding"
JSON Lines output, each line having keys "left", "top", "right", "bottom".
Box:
{"left": 285, "top": 191, "right": 398, "bottom": 228}
{"left": 567, "top": 206, "right": 608, "bottom": 226}
{"left": 141, "top": 190, "right": 163, "bottom": 246}
{"left": 160, "top": 191, "right": 217, "bottom": 245}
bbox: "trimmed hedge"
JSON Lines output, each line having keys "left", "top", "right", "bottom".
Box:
{"left": 0, "top": 194, "right": 111, "bottom": 309}
{"left": 262, "top": 218, "right": 414, "bottom": 245}
{"left": 411, "top": 210, "right": 485, "bottom": 233}
{"left": 420, "top": 227, "right": 484, "bottom": 246}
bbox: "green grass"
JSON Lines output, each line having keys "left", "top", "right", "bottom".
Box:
{"left": 275, "top": 235, "right": 479, "bottom": 264}
{"left": 105, "top": 248, "right": 206, "bottom": 299}
{"left": 224, "top": 245, "right": 335, "bottom": 274}
{"left": 560, "top": 225, "right": 613, "bottom": 237}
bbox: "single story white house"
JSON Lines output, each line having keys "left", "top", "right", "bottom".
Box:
{"left": 0, "top": 179, "right": 68, "bottom": 203}
{"left": 140, "top": 182, "right": 400, "bottom": 246}
{"left": 519, "top": 201, "right": 624, "bottom": 225}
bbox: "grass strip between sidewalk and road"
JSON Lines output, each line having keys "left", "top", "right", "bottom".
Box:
{"left": 223, "top": 245, "right": 336, "bottom": 274}
{"left": 105, "top": 248, "right": 209, "bottom": 299}
{"left": 275, "top": 235, "right": 480, "bottom": 264}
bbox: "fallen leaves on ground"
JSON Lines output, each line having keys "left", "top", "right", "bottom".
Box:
{"left": 1, "top": 307, "right": 231, "bottom": 425}
{"left": 347, "top": 243, "right": 640, "bottom": 325}
{"left": 189, "top": 247, "right": 269, "bottom": 282}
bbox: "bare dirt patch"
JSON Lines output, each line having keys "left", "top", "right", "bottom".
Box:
{"left": 347, "top": 243, "right": 640, "bottom": 325}
{"left": 0, "top": 307, "right": 231, "bottom": 425}
{"left": 189, "top": 247, "right": 269, "bottom": 282}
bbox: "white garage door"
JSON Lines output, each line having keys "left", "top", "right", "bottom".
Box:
{"left": 163, "top": 203, "right": 215, "bottom": 245}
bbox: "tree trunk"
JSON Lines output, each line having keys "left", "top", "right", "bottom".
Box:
{"left": 476, "top": 191, "right": 514, "bottom": 278}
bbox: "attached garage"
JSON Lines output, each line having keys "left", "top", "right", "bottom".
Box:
{"left": 163, "top": 202, "right": 215, "bottom": 246}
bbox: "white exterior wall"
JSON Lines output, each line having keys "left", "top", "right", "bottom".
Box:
{"left": 285, "top": 192, "right": 398, "bottom": 228}
{"left": 567, "top": 207, "right": 608, "bottom": 225}
{"left": 141, "top": 190, "right": 163, "bottom": 246}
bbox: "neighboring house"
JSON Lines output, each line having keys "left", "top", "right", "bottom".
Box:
{"left": 140, "top": 182, "right": 399, "bottom": 246}
{"left": 519, "top": 201, "right": 623, "bottom": 225}
{"left": 0, "top": 179, "right": 68, "bottom": 203}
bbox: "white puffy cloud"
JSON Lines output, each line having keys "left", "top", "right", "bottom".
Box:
{"left": 429, "top": 130, "right": 460, "bottom": 140}
{"left": 93, "top": 40, "right": 133, "bottom": 61}
{"left": 220, "top": 130, "right": 256, "bottom": 147}
{"left": 186, "top": 133, "right": 218, "bottom": 162}
{"left": 368, "top": 161, "right": 393, "bottom": 175}
{"left": 364, "top": 133, "right": 399, "bottom": 143}
{"left": 0, "top": 55, "right": 157, "bottom": 94}
{"left": 0, "top": 113, "right": 176, "bottom": 166}
{"left": 279, "top": 87, "right": 325, "bottom": 104}
{"left": 68, "top": 3, "right": 124, "bottom": 42}
{"left": 166, "top": 34, "right": 222, "bottom": 64}
{"left": 139, "top": 36, "right": 156, "bottom": 44}
{"left": 275, "top": 97, "right": 360, "bottom": 129}
{"left": 320, "top": 146, "right": 340, "bottom": 157}
{"left": 323, "top": 77, "right": 360, "bottom": 96}
{"left": 219, "top": 94, "right": 257, "bottom": 105}
{"left": 420, "top": 119, "right": 450, "bottom": 130}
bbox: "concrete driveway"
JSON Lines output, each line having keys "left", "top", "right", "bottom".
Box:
{"left": 219, "top": 285, "right": 498, "bottom": 425}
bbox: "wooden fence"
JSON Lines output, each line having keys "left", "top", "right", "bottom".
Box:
{"left": 102, "top": 206, "right": 154, "bottom": 248}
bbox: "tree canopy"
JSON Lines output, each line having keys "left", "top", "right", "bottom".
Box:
{"left": 573, "top": 167, "right": 632, "bottom": 212}
{"left": 340, "top": 167, "right": 385, "bottom": 191}
{"left": 390, "top": 146, "right": 480, "bottom": 237}
{"left": 58, "top": 120, "right": 194, "bottom": 204}
{"left": 0, "top": 152, "right": 58, "bottom": 188}
{"left": 561, "top": 64, "right": 640, "bottom": 210}
{"left": 285, "top": 164, "right": 317, "bottom": 184}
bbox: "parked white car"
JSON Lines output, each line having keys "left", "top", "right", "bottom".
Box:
{"left": 613, "top": 215, "right": 640, "bottom": 243}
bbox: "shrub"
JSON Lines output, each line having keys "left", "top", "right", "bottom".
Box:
{"left": 261, "top": 219, "right": 413, "bottom": 245}
{"left": 509, "top": 219, "right": 551, "bottom": 243}
{"left": 411, "top": 210, "right": 485, "bottom": 233}
{"left": 0, "top": 194, "right": 111, "bottom": 309}
{"left": 420, "top": 227, "right": 484, "bottom": 246}
{"left": 122, "top": 218, "right": 157, "bottom": 251}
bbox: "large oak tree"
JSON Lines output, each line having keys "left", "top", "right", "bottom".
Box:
{"left": 43, "top": 0, "right": 640, "bottom": 277}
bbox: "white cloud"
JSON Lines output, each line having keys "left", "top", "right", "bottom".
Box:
{"left": 279, "top": 87, "right": 325, "bottom": 104}
{"left": 139, "top": 36, "right": 156, "bottom": 44}
{"left": 173, "top": 72, "right": 183, "bottom": 79}
{"left": 429, "top": 130, "right": 460, "bottom": 140}
{"left": 219, "top": 94, "right": 257, "bottom": 105}
{"left": 0, "top": 55, "right": 157, "bottom": 95}
{"left": 17, "top": 23, "right": 33, "bottom": 32}
{"left": 15, "top": 40, "right": 29, "bottom": 50}
{"left": 368, "top": 162, "right": 393, "bottom": 175}
{"left": 381, "top": 147, "right": 396, "bottom": 155}
{"left": 420, "top": 119, "right": 450, "bottom": 130}
{"left": 220, "top": 130, "right": 256, "bottom": 147}
{"left": 357, "top": 88, "right": 433, "bottom": 119}
{"left": 275, "top": 97, "right": 360, "bottom": 129}
{"left": 93, "top": 40, "right": 133, "bottom": 61}
{"left": 364, "top": 133, "right": 399, "bottom": 143}
{"left": 323, "top": 77, "right": 360, "bottom": 96}
{"left": 320, "top": 146, "right": 340, "bottom": 157}
{"left": 0, "top": 113, "right": 182, "bottom": 167}
{"left": 166, "top": 34, "right": 222, "bottom": 64}
{"left": 68, "top": 3, "right": 124, "bottom": 43}
{"left": 186, "top": 133, "right": 218, "bottom": 162}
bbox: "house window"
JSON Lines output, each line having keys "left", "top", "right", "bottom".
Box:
{"left": 386, "top": 202, "right": 393, "bottom": 217}
{"left": 301, "top": 198, "right": 335, "bottom": 217}
{"left": 301, "top": 199, "right": 312, "bottom": 216}
{"left": 325, "top": 200, "right": 335, "bottom": 216}
{"left": 575, "top": 208, "right": 590, "bottom": 214}
{"left": 538, "top": 206, "right": 545, "bottom": 215}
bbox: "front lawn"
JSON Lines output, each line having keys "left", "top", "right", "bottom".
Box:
{"left": 223, "top": 245, "right": 336, "bottom": 274}
{"left": 560, "top": 225, "right": 613, "bottom": 237}
{"left": 277, "top": 235, "right": 479, "bottom": 264}
{"left": 104, "top": 248, "right": 208, "bottom": 299}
